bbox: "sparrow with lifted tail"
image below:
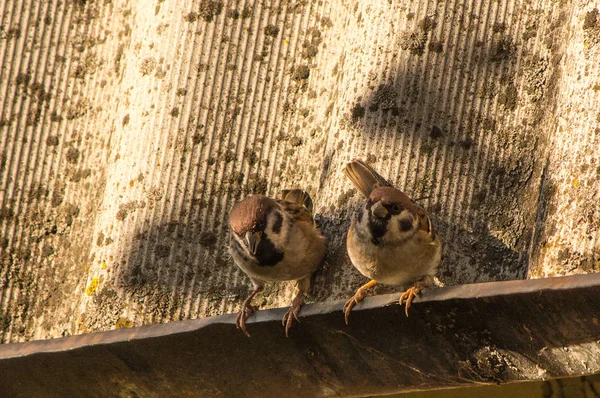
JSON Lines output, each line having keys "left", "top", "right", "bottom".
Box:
{"left": 342, "top": 159, "right": 442, "bottom": 324}
{"left": 229, "top": 189, "right": 326, "bottom": 336}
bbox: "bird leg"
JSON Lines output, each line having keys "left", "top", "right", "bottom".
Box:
{"left": 343, "top": 279, "right": 377, "bottom": 324}
{"left": 282, "top": 275, "right": 310, "bottom": 337}
{"left": 399, "top": 275, "right": 433, "bottom": 317}
{"left": 236, "top": 283, "right": 264, "bottom": 337}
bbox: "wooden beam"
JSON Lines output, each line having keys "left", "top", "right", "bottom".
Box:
{"left": 1, "top": 274, "right": 600, "bottom": 397}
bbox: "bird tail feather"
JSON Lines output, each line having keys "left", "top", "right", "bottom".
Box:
{"left": 343, "top": 159, "right": 391, "bottom": 198}
{"left": 280, "top": 189, "right": 313, "bottom": 213}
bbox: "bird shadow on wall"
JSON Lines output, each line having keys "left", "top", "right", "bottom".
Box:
{"left": 315, "top": 13, "right": 554, "bottom": 290}
{"left": 99, "top": 187, "right": 339, "bottom": 328}
{"left": 115, "top": 214, "right": 254, "bottom": 325}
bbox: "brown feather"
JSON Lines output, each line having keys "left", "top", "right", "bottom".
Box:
{"left": 279, "top": 189, "right": 314, "bottom": 224}
{"left": 346, "top": 160, "right": 437, "bottom": 239}
{"left": 369, "top": 187, "right": 416, "bottom": 210}
{"left": 280, "top": 189, "right": 313, "bottom": 213}
{"left": 343, "top": 159, "right": 391, "bottom": 198}
{"left": 229, "top": 195, "right": 278, "bottom": 234}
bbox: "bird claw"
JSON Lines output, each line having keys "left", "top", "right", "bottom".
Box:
{"left": 398, "top": 286, "right": 420, "bottom": 317}
{"left": 236, "top": 304, "right": 259, "bottom": 337}
{"left": 282, "top": 295, "right": 304, "bottom": 337}
{"left": 343, "top": 280, "right": 377, "bottom": 325}
{"left": 343, "top": 292, "right": 363, "bottom": 325}
{"left": 343, "top": 290, "right": 368, "bottom": 324}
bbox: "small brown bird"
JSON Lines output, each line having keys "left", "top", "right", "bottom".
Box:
{"left": 229, "top": 189, "right": 326, "bottom": 337}
{"left": 342, "top": 159, "right": 442, "bottom": 324}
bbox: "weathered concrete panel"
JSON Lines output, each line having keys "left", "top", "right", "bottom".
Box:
{"left": 0, "top": 0, "right": 599, "bottom": 343}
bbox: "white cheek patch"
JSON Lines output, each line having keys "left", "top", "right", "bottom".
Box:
{"left": 358, "top": 207, "right": 370, "bottom": 228}
{"left": 387, "top": 210, "right": 417, "bottom": 242}
{"left": 398, "top": 212, "right": 416, "bottom": 231}
{"left": 352, "top": 207, "right": 372, "bottom": 242}
{"left": 266, "top": 211, "right": 291, "bottom": 249}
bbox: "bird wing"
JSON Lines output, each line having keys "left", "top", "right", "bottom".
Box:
{"left": 279, "top": 189, "right": 314, "bottom": 223}
{"left": 414, "top": 204, "right": 437, "bottom": 241}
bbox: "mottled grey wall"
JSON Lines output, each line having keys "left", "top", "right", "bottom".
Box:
{"left": 1, "top": 0, "right": 599, "bottom": 343}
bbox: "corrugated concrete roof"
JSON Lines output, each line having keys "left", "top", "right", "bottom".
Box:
{"left": 0, "top": 0, "right": 599, "bottom": 343}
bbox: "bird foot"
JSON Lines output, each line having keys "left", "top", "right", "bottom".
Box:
{"left": 343, "top": 290, "right": 367, "bottom": 324}
{"left": 282, "top": 294, "right": 304, "bottom": 337}
{"left": 343, "top": 280, "right": 377, "bottom": 325}
{"left": 235, "top": 303, "right": 259, "bottom": 337}
{"left": 398, "top": 286, "right": 421, "bottom": 317}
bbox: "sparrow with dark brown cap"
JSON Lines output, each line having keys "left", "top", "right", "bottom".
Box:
{"left": 342, "top": 159, "right": 442, "bottom": 323}
{"left": 229, "top": 189, "right": 326, "bottom": 336}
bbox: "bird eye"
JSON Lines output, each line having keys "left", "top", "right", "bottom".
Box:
{"left": 391, "top": 204, "right": 401, "bottom": 213}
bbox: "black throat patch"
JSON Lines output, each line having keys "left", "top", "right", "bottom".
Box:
{"left": 254, "top": 234, "right": 284, "bottom": 266}
{"left": 232, "top": 234, "right": 284, "bottom": 267}
{"left": 367, "top": 210, "right": 389, "bottom": 246}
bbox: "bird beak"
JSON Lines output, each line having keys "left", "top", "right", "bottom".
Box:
{"left": 244, "top": 231, "right": 262, "bottom": 255}
{"left": 371, "top": 201, "right": 388, "bottom": 218}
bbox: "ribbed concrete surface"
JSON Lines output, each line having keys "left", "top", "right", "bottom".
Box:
{"left": 1, "top": 0, "right": 599, "bottom": 342}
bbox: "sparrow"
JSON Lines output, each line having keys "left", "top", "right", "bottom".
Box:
{"left": 342, "top": 159, "right": 442, "bottom": 324}
{"left": 229, "top": 189, "right": 326, "bottom": 337}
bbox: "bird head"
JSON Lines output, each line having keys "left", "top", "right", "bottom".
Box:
{"left": 364, "top": 187, "right": 419, "bottom": 244}
{"left": 229, "top": 195, "right": 285, "bottom": 266}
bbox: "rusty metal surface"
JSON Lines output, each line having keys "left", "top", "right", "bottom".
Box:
{"left": 1, "top": 274, "right": 599, "bottom": 397}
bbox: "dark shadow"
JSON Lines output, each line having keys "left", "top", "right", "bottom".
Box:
{"left": 311, "top": 207, "right": 521, "bottom": 302}
{"left": 107, "top": 203, "right": 349, "bottom": 327}
{"left": 109, "top": 217, "right": 250, "bottom": 326}
{"left": 330, "top": 10, "right": 559, "bottom": 286}
{"left": 3, "top": 275, "right": 600, "bottom": 396}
